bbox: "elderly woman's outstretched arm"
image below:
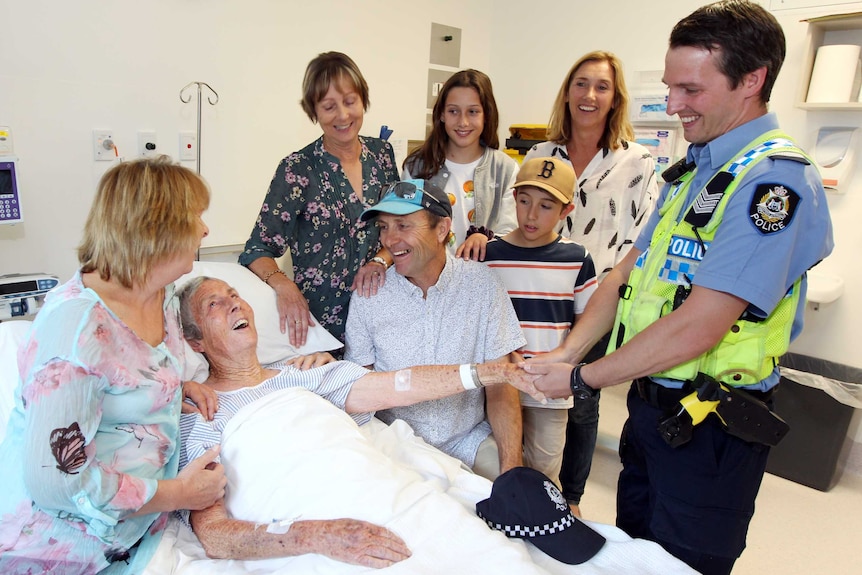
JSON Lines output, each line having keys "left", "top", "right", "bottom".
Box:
{"left": 190, "top": 499, "right": 410, "bottom": 568}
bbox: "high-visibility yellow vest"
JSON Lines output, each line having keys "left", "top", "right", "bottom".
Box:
{"left": 608, "top": 130, "right": 810, "bottom": 386}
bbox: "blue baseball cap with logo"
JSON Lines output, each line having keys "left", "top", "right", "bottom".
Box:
{"left": 361, "top": 179, "right": 453, "bottom": 221}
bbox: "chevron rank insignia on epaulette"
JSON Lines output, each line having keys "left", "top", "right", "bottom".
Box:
{"left": 768, "top": 152, "right": 810, "bottom": 165}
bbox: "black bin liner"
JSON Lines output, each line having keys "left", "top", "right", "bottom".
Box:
{"left": 766, "top": 353, "right": 861, "bottom": 491}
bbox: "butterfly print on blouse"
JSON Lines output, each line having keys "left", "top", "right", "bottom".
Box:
{"left": 49, "top": 422, "right": 88, "bottom": 475}
{"left": 105, "top": 547, "right": 131, "bottom": 564}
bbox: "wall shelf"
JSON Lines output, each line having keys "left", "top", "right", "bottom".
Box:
{"left": 797, "top": 12, "right": 862, "bottom": 110}
{"left": 797, "top": 102, "right": 862, "bottom": 111}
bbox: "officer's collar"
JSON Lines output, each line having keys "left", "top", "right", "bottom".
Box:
{"left": 691, "top": 113, "right": 780, "bottom": 172}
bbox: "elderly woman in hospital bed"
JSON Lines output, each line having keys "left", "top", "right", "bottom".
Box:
{"left": 175, "top": 275, "right": 547, "bottom": 568}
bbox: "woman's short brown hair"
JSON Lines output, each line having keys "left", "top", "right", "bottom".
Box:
{"left": 300, "top": 51, "right": 370, "bottom": 123}
{"left": 78, "top": 156, "right": 210, "bottom": 288}
{"left": 546, "top": 51, "right": 634, "bottom": 150}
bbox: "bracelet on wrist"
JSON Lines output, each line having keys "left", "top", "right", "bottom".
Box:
{"left": 459, "top": 364, "right": 483, "bottom": 390}
{"left": 262, "top": 269, "right": 287, "bottom": 285}
{"left": 370, "top": 256, "right": 389, "bottom": 268}
{"left": 470, "top": 363, "right": 485, "bottom": 388}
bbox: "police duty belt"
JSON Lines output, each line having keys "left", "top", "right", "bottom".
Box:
{"left": 657, "top": 373, "right": 789, "bottom": 448}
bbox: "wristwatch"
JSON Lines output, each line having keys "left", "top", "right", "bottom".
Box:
{"left": 570, "top": 363, "right": 598, "bottom": 401}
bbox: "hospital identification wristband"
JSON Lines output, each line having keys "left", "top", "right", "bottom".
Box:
{"left": 459, "top": 364, "right": 484, "bottom": 390}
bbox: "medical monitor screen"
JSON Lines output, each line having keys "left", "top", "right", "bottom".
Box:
{"left": 0, "top": 280, "right": 38, "bottom": 296}
{"left": 0, "top": 160, "right": 22, "bottom": 224}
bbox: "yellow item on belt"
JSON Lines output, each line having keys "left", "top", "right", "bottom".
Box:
{"left": 679, "top": 391, "right": 720, "bottom": 425}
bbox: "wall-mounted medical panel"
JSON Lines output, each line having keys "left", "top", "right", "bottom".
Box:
{"left": 0, "top": 158, "right": 22, "bottom": 225}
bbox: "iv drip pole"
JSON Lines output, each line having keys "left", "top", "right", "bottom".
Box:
{"left": 179, "top": 81, "right": 219, "bottom": 174}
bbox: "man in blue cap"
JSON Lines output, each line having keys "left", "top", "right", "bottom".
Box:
{"left": 345, "top": 179, "right": 525, "bottom": 480}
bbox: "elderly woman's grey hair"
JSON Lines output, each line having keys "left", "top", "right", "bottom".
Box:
{"left": 177, "top": 276, "right": 211, "bottom": 342}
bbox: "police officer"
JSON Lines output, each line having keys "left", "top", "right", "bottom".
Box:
{"left": 524, "top": 2, "right": 834, "bottom": 574}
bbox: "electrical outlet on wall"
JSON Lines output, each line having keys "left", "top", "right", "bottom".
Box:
{"left": 138, "top": 131, "right": 158, "bottom": 158}
{"left": 179, "top": 132, "right": 197, "bottom": 162}
{"left": 0, "top": 126, "right": 13, "bottom": 155}
{"left": 93, "top": 130, "right": 116, "bottom": 161}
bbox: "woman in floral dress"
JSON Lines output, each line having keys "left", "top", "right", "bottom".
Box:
{"left": 0, "top": 157, "right": 226, "bottom": 574}
{"left": 240, "top": 52, "right": 399, "bottom": 350}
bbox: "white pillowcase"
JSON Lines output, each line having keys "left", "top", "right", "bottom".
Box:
{"left": 175, "top": 261, "right": 342, "bottom": 381}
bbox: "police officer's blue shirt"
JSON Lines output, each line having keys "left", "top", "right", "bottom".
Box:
{"left": 634, "top": 113, "right": 834, "bottom": 390}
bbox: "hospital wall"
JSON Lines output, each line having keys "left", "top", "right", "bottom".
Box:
{"left": 1, "top": 0, "right": 860, "bottom": 445}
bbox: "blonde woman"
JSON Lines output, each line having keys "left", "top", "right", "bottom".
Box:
{"left": 0, "top": 157, "right": 225, "bottom": 574}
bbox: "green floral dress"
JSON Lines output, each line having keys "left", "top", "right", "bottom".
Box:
{"left": 240, "top": 136, "right": 398, "bottom": 343}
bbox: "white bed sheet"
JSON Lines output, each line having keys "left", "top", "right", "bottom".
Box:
{"left": 146, "top": 387, "right": 696, "bottom": 575}
{"left": 0, "top": 320, "right": 695, "bottom": 574}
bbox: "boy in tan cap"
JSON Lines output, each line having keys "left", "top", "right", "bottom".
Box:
{"left": 484, "top": 157, "right": 598, "bottom": 498}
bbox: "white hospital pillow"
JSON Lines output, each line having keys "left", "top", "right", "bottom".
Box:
{"left": 0, "top": 320, "right": 32, "bottom": 444}
{"left": 175, "top": 262, "right": 342, "bottom": 380}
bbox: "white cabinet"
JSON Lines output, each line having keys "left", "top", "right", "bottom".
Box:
{"left": 797, "top": 12, "right": 862, "bottom": 110}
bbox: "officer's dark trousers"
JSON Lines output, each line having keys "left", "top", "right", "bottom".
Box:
{"left": 616, "top": 384, "right": 770, "bottom": 575}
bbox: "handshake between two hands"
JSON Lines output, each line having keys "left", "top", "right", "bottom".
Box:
{"left": 503, "top": 355, "right": 578, "bottom": 403}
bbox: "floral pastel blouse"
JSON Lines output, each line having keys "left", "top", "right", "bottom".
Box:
{"left": 239, "top": 136, "right": 399, "bottom": 343}
{"left": 0, "top": 273, "right": 186, "bottom": 575}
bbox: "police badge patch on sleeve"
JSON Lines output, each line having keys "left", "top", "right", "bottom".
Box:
{"left": 749, "top": 184, "right": 800, "bottom": 234}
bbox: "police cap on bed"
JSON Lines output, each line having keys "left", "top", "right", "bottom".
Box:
{"left": 476, "top": 466, "right": 606, "bottom": 565}
{"left": 360, "top": 179, "right": 453, "bottom": 221}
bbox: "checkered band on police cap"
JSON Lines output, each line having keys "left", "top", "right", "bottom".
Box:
{"left": 475, "top": 466, "right": 605, "bottom": 565}
{"left": 477, "top": 508, "right": 576, "bottom": 537}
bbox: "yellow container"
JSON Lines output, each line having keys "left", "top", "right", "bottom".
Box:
{"left": 504, "top": 149, "right": 526, "bottom": 164}
{"left": 508, "top": 124, "right": 547, "bottom": 140}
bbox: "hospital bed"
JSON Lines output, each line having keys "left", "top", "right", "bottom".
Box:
{"left": 0, "top": 262, "right": 696, "bottom": 575}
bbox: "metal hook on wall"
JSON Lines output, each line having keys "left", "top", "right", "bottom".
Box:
{"left": 179, "top": 81, "right": 219, "bottom": 174}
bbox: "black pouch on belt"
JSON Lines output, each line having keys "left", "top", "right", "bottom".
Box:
{"left": 715, "top": 384, "right": 789, "bottom": 447}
